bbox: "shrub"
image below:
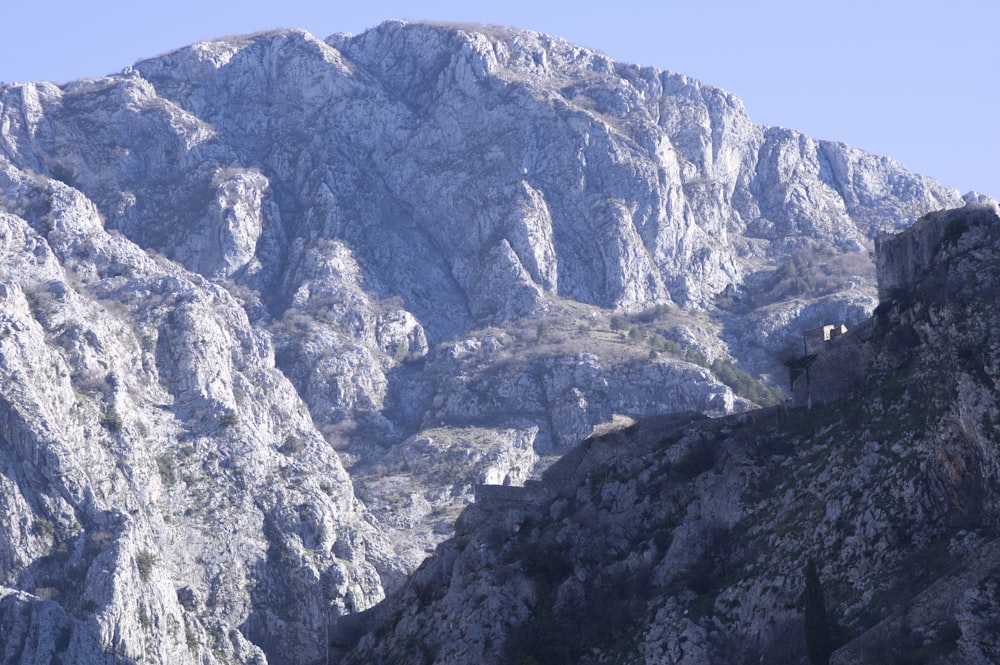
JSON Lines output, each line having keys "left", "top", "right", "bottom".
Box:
{"left": 632, "top": 303, "right": 672, "bottom": 323}
{"left": 219, "top": 410, "right": 239, "bottom": 428}
{"left": 100, "top": 407, "right": 123, "bottom": 434}
{"left": 49, "top": 163, "right": 77, "bottom": 186}
{"left": 185, "top": 626, "right": 200, "bottom": 653}
{"left": 32, "top": 518, "right": 56, "bottom": 540}
{"left": 686, "top": 347, "right": 709, "bottom": 367}
{"left": 156, "top": 454, "right": 177, "bottom": 487}
{"left": 628, "top": 326, "right": 647, "bottom": 342}
{"left": 711, "top": 359, "right": 784, "bottom": 406}
{"left": 136, "top": 550, "right": 157, "bottom": 582}
{"left": 280, "top": 435, "right": 305, "bottom": 456}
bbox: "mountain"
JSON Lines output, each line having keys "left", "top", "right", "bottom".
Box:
{"left": 0, "top": 19, "right": 978, "bottom": 665}
{"left": 340, "top": 202, "right": 1000, "bottom": 664}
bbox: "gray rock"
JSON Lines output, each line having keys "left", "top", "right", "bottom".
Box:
{"left": 0, "top": 19, "right": 975, "bottom": 665}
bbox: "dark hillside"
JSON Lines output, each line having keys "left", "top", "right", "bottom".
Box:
{"left": 342, "top": 203, "right": 1000, "bottom": 665}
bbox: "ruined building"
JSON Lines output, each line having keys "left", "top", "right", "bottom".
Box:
{"left": 790, "top": 201, "right": 1000, "bottom": 408}
{"left": 790, "top": 322, "right": 858, "bottom": 408}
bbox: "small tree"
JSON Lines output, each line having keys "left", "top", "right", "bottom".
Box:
{"left": 156, "top": 454, "right": 177, "bottom": 487}
{"left": 219, "top": 410, "right": 239, "bottom": 428}
{"left": 136, "top": 550, "right": 157, "bottom": 583}
{"left": 100, "top": 407, "right": 123, "bottom": 433}
{"left": 804, "top": 558, "right": 834, "bottom": 665}
{"left": 280, "top": 435, "right": 304, "bottom": 456}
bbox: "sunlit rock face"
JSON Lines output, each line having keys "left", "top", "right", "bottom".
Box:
{"left": 0, "top": 19, "right": 965, "bottom": 665}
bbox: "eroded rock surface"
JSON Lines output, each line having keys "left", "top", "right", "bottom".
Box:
{"left": 343, "top": 204, "right": 1000, "bottom": 665}
{"left": 0, "top": 20, "right": 973, "bottom": 665}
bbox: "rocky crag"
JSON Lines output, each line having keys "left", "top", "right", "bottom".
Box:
{"left": 341, "top": 202, "right": 1000, "bottom": 664}
{"left": 0, "top": 19, "right": 980, "bottom": 665}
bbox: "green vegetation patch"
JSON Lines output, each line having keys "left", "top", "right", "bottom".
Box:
{"left": 135, "top": 549, "right": 157, "bottom": 582}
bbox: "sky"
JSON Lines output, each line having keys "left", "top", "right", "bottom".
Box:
{"left": 1, "top": 0, "right": 996, "bottom": 197}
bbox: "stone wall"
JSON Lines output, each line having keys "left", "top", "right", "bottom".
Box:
{"left": 791, "top": 319, "right": 876, "bottom": 407}
{"left": 472, "top": 480, "right": 551, "bottom": 511}
{"left": 802, "top": 323, "right": 848, "bottom": 356}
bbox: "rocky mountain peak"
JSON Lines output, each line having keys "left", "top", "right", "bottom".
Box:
{"left": 0, "top": 20, "right": 978, "bottom": 665}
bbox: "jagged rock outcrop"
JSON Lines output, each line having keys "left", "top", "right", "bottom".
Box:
{"left": 0, "top": 172, "right": 393, "bottom": 665}
{"left": 0, "top": 18, "right": 978, "bottom": 665}
{"left": 875, "top": 202, "right": 1000, "bottom": 300}
{"left": 341, "top": 203, "right": 1000, "bottom": 664}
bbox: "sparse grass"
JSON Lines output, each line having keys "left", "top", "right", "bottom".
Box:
{"left": 738, "top": 245, "right": 875, "bottom": 310}
{"left": 435, "top": 298, "right": 720, "bottom": 376}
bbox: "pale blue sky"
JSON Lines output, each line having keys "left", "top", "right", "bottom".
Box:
{"left": 2, "top": 0, "right": 996, "bottom": 197}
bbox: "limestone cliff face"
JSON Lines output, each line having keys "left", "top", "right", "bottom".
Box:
{"left": 0, "top": 19, "right": 971, "bottom": 665}
{"left": 0, "top": 172, "right": 395, "bottom": 665}
{"left": 342, "top": 203, "right": 1000, "bottom": 664}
